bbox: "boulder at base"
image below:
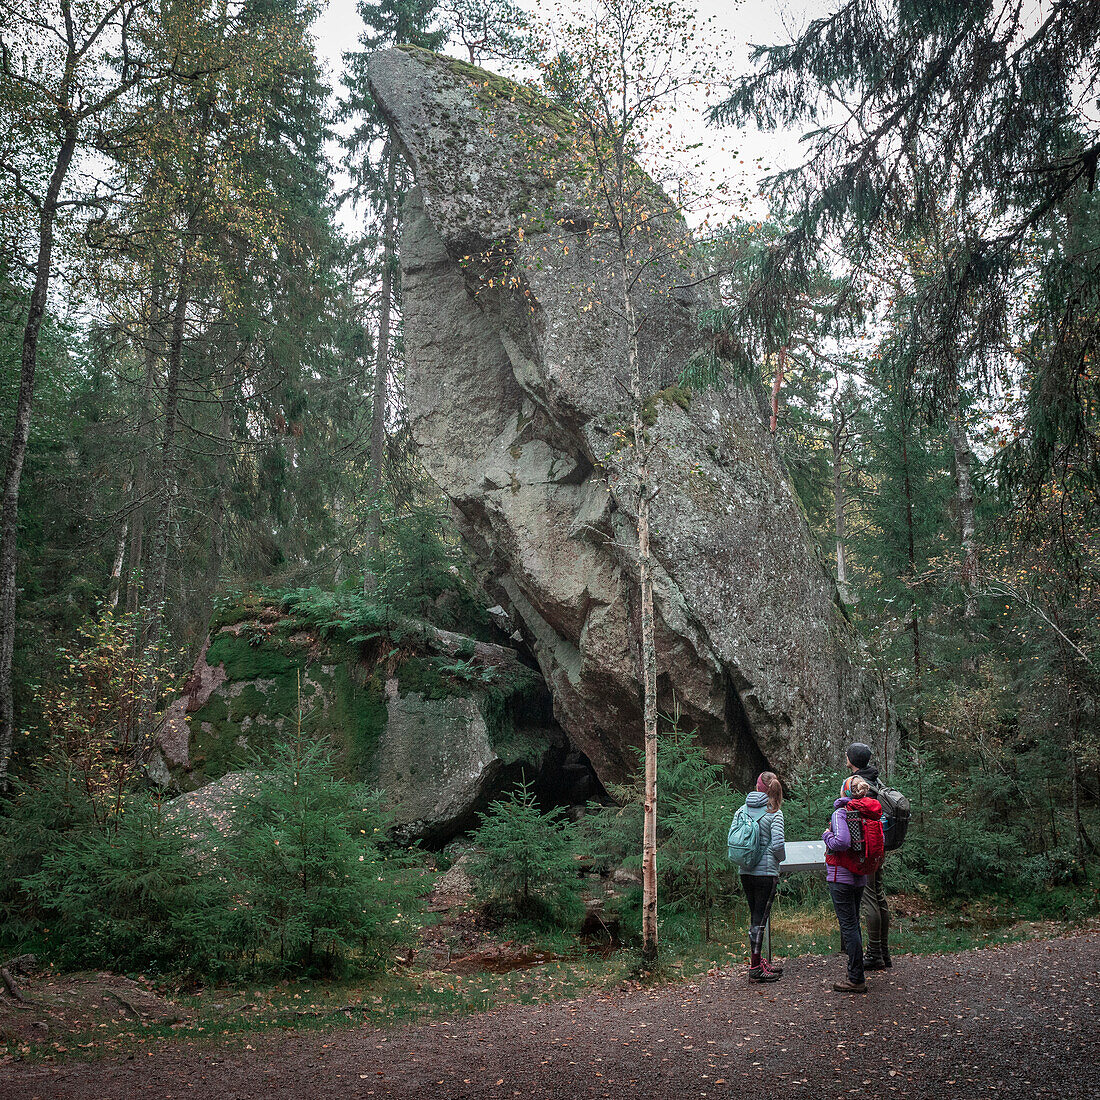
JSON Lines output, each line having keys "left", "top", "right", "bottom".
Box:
{"left": 154, "top": 595, "right": 595, "bottom": 843}
{"left": 365, "top": 48, "right": 894, "bottom": 786}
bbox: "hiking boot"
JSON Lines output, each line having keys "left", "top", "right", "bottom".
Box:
{"left": 761, "top": 959, "right": 784, "bottom": 977}
{"left": 862, "top": 956, "right": 888, "bottom": 971}
{"left": 832, "top": 979, "right": 868, "bottom": 994}
{"left": 748, "top": 965, "right": 780, "bottom": 983}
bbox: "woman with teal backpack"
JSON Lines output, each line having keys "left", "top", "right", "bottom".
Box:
{"left": 730, "top": 772, "right": 786, "bottom": 982}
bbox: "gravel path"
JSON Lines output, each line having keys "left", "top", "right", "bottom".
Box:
{"left": 4, "top": 931, "right": 1097, "bottom": 1100}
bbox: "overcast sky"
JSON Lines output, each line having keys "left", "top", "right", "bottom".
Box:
{"left": 310, "top": 0, "right": 834, "bottom": 230}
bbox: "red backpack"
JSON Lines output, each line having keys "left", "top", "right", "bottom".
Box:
{"left": 834, "top": 796, "right": 885, "bottom": 876}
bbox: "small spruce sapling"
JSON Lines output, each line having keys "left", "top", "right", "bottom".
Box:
{"left": 21, "top": 797, "right": 235, "bottom": 974}
{"left": 468, "top": 778, "right": 583, "bottom": 928}
{"left": 660, "top": 729, "right": 738, "bottom": 942}
{"left": 229, "top": 673, "right": 421, "bottom": 973}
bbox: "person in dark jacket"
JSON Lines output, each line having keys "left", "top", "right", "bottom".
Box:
{"left": 845, "top": 742, "right": 891, "bottom": 969}
{"left": 823, "top": 777, "right": 882, "bottom": 993}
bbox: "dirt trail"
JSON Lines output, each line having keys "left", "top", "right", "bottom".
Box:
{"left": 3, "top": 931, "right": 1097, "bottom": 1100}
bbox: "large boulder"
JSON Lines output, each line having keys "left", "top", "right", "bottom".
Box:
{"left": 153, "top": 597, "right": 594, "bottom": 843}
{"left": 366, "top": 48, "right": 894, "bottom": 787}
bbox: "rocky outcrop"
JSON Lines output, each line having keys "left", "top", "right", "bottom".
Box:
{"left": 153, "top": 598, "right": 599, "bottom": 843}
{"left": 366, "top": 48, "right": 893, "bottom": 787}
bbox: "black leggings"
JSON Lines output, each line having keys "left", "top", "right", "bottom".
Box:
{"left": 740, "top": 874, "right": 778, "bottom": 956}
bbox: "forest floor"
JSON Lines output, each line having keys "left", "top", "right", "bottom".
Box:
{"left": 1, "top": 926, "right": 1097, "bottom": 1100}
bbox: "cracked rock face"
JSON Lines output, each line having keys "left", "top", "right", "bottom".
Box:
{"left": 367, "top": 48, "right": 893, "bottom": 787}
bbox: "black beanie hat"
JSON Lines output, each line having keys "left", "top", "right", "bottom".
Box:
{"left": 846, "top": 742, "right": 872, "bottom": 769}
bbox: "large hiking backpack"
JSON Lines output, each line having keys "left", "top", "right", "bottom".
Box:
{"left": 837, "top": 804, "right": 886, "bottom": 876}
{"left": 870, "top": 783, "right": 911, "bottom": 851}
{"left": 727, "top": 806, "right": 767, "bottom": 870}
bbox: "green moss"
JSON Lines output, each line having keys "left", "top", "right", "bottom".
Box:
{"left": 396, "top": 656, "right": 456, "bottom": 701}
{"left": 640, "top": 384, "right": 692, "bottom": 429}
{"left": 328, "top": 663, "right": 387, "bottom": 776}
{"left": 191, "top": 693, "right": 229, "bottom": 728}
{"left": 205, "top": 632, "right": 303, "bottom": 682}
{"left": 480, "top": 687, "right": 548, "bottom": 766}
{"left": 207, "top": 591, "right": 280, "bottom": 633}
{"left": 660, "top": 383, "right": 692, "bottom": 412}
{"left": 187, "top": 688, "right": 285, "bottom": 787}
{"left": 225, "top": 672, "right": 314, "bottom": 722}
{"left": 423, "top": 49, "right": 576, "bottom": 133}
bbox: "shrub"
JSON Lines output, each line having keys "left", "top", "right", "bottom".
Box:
{"left": 21, "top": 797, "right": 235, "bottom": 974}
{"left": 3, "top": 684, "right": 427, "bottom": 976}
{"left": 468, "top": 779, "right": 584, "bottom": 928}
{"left": 228, "top": 732, "right": 422, "bottom": 974}
{"left": 657, "top": 730, "right": 738, "bottom": 941}
{"left": 582, "top": 724, "right": 739, "bottom": 942}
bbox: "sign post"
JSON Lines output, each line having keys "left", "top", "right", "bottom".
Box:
{"left": 764, "top": 840, "right": 827, "bottom": 961}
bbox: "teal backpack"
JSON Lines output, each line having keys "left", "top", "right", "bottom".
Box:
{"left": 727, "top": 804, "right": 768, "bottom": 870}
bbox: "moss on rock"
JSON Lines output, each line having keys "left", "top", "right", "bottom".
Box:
{"left": 205, "top": 631, "right": 303, "bottom": 681}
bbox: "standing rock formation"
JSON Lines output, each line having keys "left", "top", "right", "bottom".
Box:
{"left": 367, "top": 48, "right": 893, "bottom": 787}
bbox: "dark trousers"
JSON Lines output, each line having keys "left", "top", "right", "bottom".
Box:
{"left": 861, "top": 864, "right": 890, "bottom": 961}
{"left": 828, "top": 882, "right": 865, "bottom": 983}
{"left": 740, "top": 874, "right": 778, "bottom": 958}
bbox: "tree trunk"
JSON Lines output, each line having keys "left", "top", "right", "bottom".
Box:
{"left": 623, "top": 271, "right": 658, "bottom": 961}
{"left": 946, "top": 382, "right": 979, "bottom": 632}
{"left": 769, "top": 346, "right": 787, "bottom": 433}
{"left": 638, "top": 458, "right": 658, "bottom": 959}
{"left": 126, "top": 286, "right": 163, "bottom": 613}
{"left": 831, "top": 405, "right": 849, "bottom": 603}
{"left": 143, "top": 235, "right": 193, "bottom": 679}
{"left": 209, "top": 354, "right": 234, "bottom": 584}
{"left": 899, "top": 418, "right": 924, "bottom": 742}
{"left": 107, "top": 481, "right": 131, "bottom": 611}
{"left": 0, "top": 121, "right": 78, "bottom": 789}
{"left": 363, "top": 150, "right": 397, "bottom": 596}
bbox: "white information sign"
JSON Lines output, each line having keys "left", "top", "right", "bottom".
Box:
{"left": 779, "top": 839, "right": 827, "bottom": 876}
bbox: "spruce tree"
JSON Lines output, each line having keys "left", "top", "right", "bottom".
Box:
{"left": 709, "top": 0, "right": 1100, "bottom": 502}
{"left": 468, "top": 779, "right": 583, "bottom": 927}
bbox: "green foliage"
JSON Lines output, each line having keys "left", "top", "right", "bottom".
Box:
{"left": 784, "top": 735, "right": 1099, "bottom": 911}
{"left": 782, "top": 766, "right": 844, "bottom": 843}
{"left": 204, "top": 632, "right": 304, "bottom": 682}
{"left": 584, "top": 725, "right": 739, "bottom": 943}
{"left": 1, "top": 727, "right": 426, "bottom": 976}
{"left": 469, "top": 779, "right": 584, "bottom": 928}
{"left": 0, "top": 759, "right": 101, "bottom": 945}
{"left": 228, "top": 732, "right": 422, "bottom": 975}
{"left": 367, "top": 504, "right": 491, "bottom": 633}
{"left": 21, "top": 798, "right": 235, "bottom": 975}
{"left": 658, "top": 731, "right": 739, "bottom": 942}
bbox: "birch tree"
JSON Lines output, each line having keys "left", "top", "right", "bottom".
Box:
{"left": 538, "top": 0, "right": 723, "bottom": 960}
